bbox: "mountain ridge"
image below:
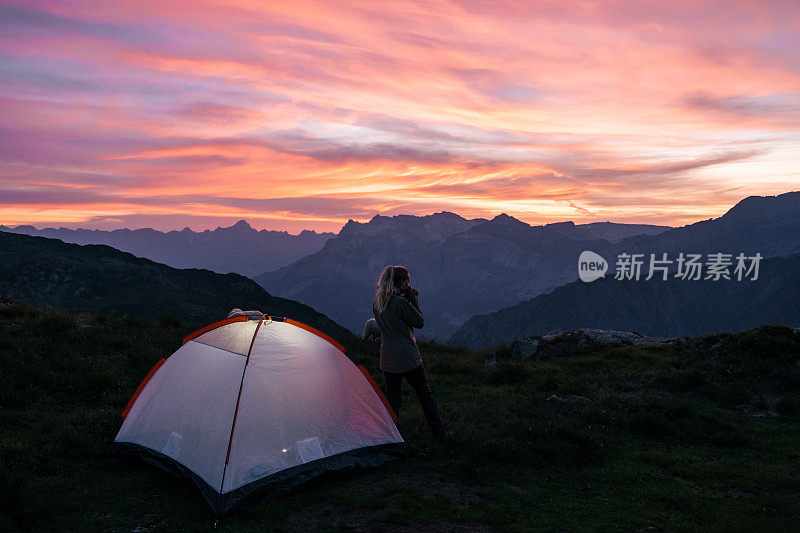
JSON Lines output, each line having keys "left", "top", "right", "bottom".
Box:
{"left": 0, "top": 231, "right": 350, "bottom": 340}
{"left": 0, "top": 220, "right": 335, "bottom": 277}
{"left": 449, "top": 251, "right": 800, "bottom": 348}
{"left": 257, "top": 191, "right": 799, "bottom": 340}
{"left": 256, "top": 211, "right": 672, "bottom": 338}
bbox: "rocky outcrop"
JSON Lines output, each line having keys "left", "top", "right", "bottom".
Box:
{"left": 542, "top": 328, "right": 673, "bottom": 346}
{"left": 510, "top": 329, "right": 674, "bottom": 360}
{"left": 509, "top": 338, "right": 541, "bottom": 360}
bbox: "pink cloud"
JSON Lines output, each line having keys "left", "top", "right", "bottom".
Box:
{"left": 1, "top": 0, "right": 798, "bottom": 231}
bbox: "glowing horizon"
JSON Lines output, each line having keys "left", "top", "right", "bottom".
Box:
{"left": 1, "top": 1, "right": 799, "bottom": 233}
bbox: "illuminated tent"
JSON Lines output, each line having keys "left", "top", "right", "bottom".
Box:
{"left": 112, "top": 315, "right": 404, "bottom": 515}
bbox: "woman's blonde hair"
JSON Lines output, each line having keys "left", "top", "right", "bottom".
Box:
{"left": 374, "top": 265, "right": 410, "bottom": 314}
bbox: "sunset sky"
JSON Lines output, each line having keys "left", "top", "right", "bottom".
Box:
{"left": 1, "top": 1, "right": 799, "bottom": 233}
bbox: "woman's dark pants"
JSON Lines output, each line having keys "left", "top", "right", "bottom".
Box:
{"left": 384, "top": 364, "right": 446, "bottom": 438}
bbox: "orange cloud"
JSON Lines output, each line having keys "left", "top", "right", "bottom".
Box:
{"left": 1, "top": 1, "right": 799, "bottom": 232}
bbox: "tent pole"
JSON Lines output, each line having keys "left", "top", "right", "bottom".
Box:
{"left": 218, "top": 314, "right": 264, "bottom": 510}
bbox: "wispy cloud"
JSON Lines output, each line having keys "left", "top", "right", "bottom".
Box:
{"left": 1, "top": 0, "right": 799, "bottom": 231}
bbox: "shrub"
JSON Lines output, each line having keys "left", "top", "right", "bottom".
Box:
{"left": 158, "top": 314, "right": 182, "bottom": 329}
{"left": 486, "top": 362, "right": 530, "bottom": 385}
{"left": 776, "top": 396, "right": 800, "bottom": 416}
{"left": 624, "top": 397, "right": 749, "bottom": 447}
{"left": 661, "top": 369, "right": 707, "bottom": 392}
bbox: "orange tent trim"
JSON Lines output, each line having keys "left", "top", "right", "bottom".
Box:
{"left": 357, "top": 364, "right": 398, "bottom": 423}
{"left": 284, "top": 318, "right": 346, "bottom": 353}
{"left": 121, "top": 358, "right": 166, "bottom": 419}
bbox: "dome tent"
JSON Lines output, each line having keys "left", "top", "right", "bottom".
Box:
{"left": 111, "top": 314, "right": 405, "bottom": 516}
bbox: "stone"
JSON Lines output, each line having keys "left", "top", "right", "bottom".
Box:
{"left": 548, "top": 328, "right": 672, "bottom": 347}
{"left": 510, "top": 338, "right": 540, "bottom": 360}
{"left": 546, "top": 394, "right": 591, "bottom": 403}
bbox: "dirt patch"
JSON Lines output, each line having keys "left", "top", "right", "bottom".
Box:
{"left": 364, "top": 469, "right": 483, "bottom": 508}
{"left": 283, "top": 469, "right": 486, "bottom": 531}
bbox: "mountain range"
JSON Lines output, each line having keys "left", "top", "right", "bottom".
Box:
{"left": 449, "top": 191, "right": 800, "bottom": 347}
{"left": 0, "top": 220, "right": 334, "bottom": 277}
{"left": 602, "top": 191, "right": 800, "bottom": 260}
{"left": 0, "top": 231, "right": 349, "bottom": 340}
{"left": 255, "top": 212, "right": 670, "bottom": 338}
{"left": 449, "top": 252, "right": 800, "bottom": 348}
{"left": 4, "top": 191, "right": 798, "bottom": 347}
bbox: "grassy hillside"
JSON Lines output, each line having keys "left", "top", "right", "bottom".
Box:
{"left": 2, "top": 301, "right": 799, "bottom": 531}
{"left": 0, "top": 230, "right": 350, "bottom": 340}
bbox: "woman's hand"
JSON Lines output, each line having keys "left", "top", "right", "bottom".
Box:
{"left": 403, "top": 286, "right": 419, "bottom": 299}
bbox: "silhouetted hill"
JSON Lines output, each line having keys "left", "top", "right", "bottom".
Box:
{"left": 450, "top": 252, "right": 800, "bottom": 348}
{"left": 0, "top": 220, "right": 334, "bottom": 277}
{"left": 0, "top": 231, "right": 349, "bottom": 340}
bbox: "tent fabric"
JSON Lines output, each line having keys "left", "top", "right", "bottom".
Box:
{"left": 182, "top": 315, "right": 248, "bottom": 345}
{"left": 190, "top": 318, "right": 260, "bottom": 355}
{"left": 112, "top": 316, "right": 405, "bottom": 515}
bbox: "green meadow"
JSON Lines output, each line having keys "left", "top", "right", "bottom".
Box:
{"left": 1, "top": 301, "right": 798, "bottom": 532}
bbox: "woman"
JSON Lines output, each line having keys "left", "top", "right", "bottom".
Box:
{"left": 373, "top": 265, "right": 447, "bottom": 439}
